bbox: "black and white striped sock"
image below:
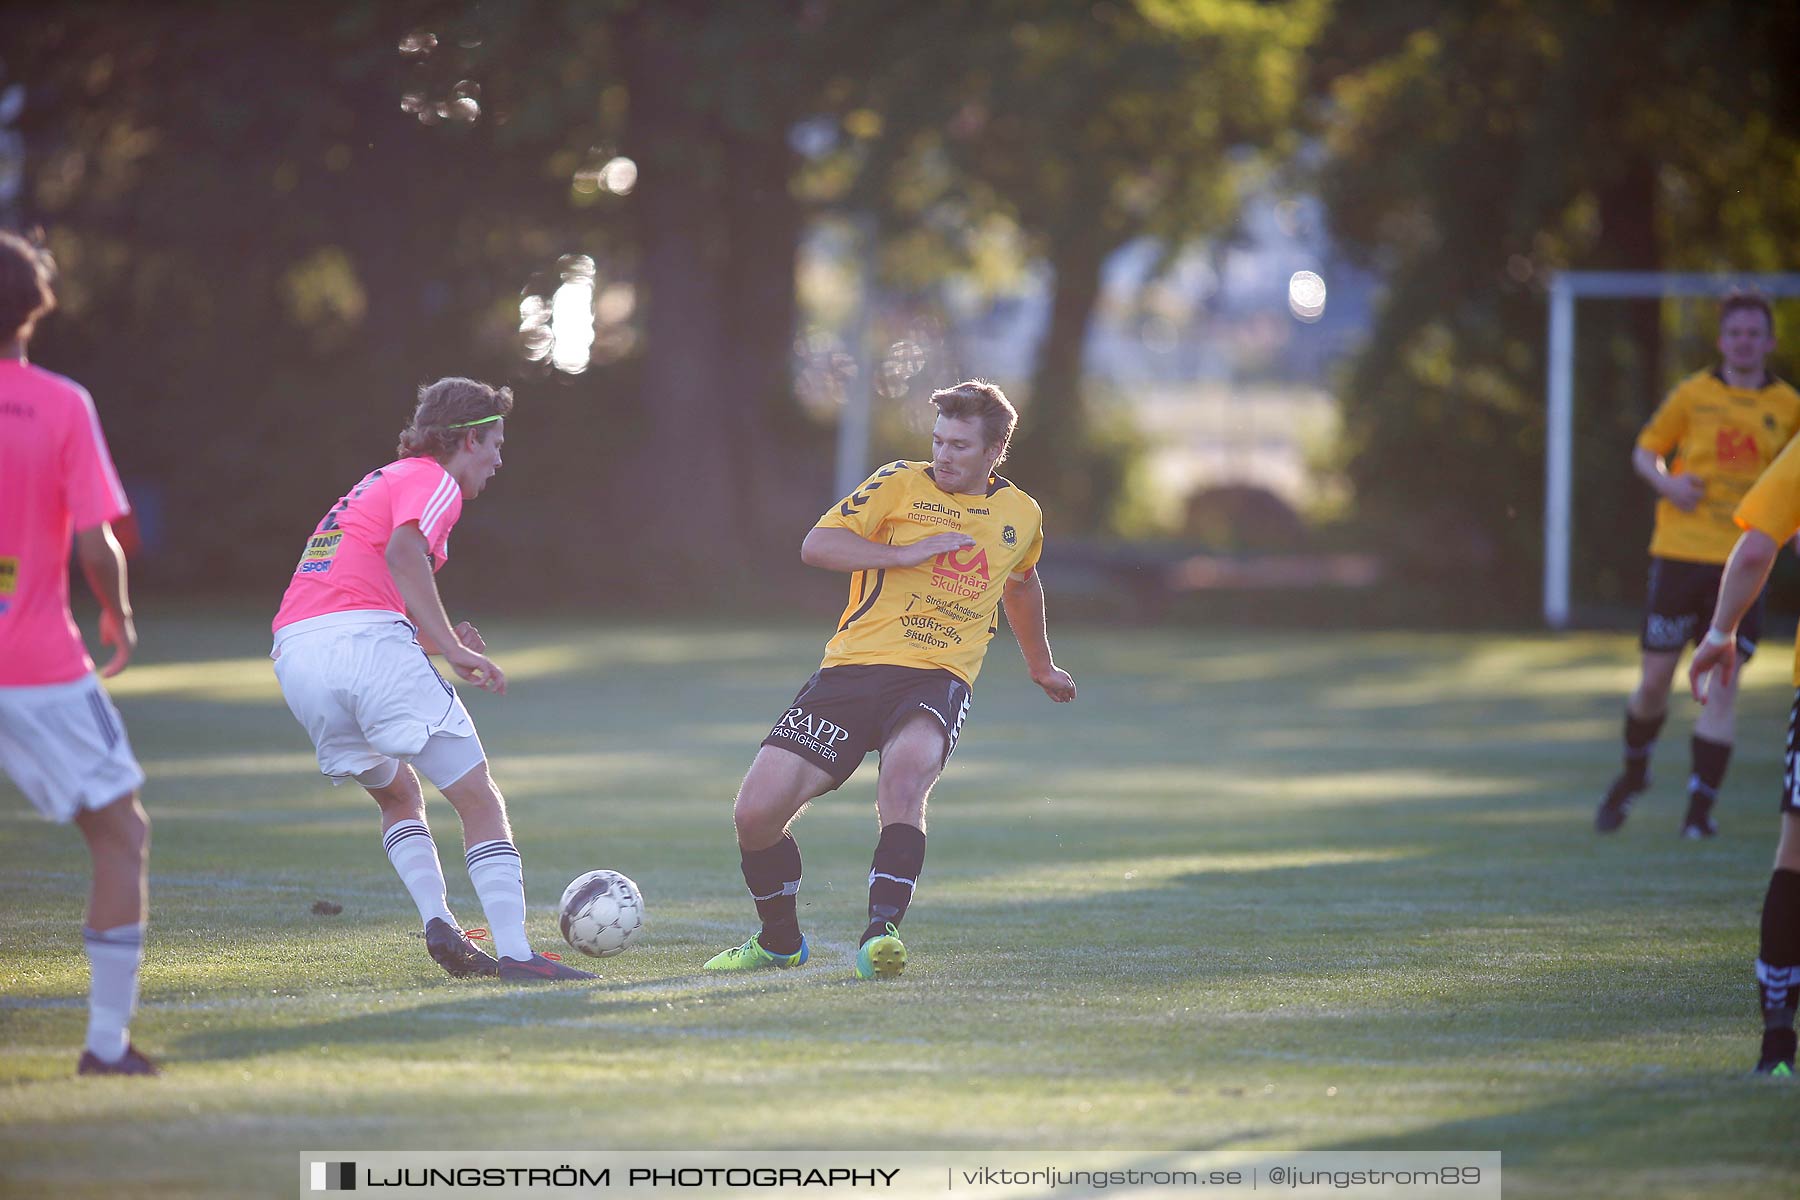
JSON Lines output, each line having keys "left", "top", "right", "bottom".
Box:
{"left": 864, "top": 822, "right": 927, "bottom": 946}
{"left": 465, "top": 840, "right": 530, "bottom": 960}
{"left": 382, "top": 819, "right": 454, "bottom": 928}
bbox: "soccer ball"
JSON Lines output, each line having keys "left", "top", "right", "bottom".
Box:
{"left": 558, "top": 869, "right": 645, "bottom": 957}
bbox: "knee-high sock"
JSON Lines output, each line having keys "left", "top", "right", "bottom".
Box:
{"left": 465, "top": 840, "right": 530, "bottom": 961}
{"left": 1688, "top": 735, "right": 1732, "bottom": 813}
{"left": 864, "top": 822, "right": 927, "bottom": 945}
{"left": 383, "top": 819, "right": 454, "bottom": 927}
{"left": 1622, "top": 710, "right": 1665, "bottom": 787}
{"left": 83, "top": 923, "right": 145, "bottom": 1062}
{"left": 741, "top": 834, "right": 803, "bottom": 954}
{"left": 1758, "top": 868, "right": 1800, "bottom": 1030}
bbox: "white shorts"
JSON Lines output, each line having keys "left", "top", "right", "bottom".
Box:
{"left": 272, "top": 610, "right": 486, "bottom": 790}
{"left": 0, "top": 674, "right": 146, "bottom": 823}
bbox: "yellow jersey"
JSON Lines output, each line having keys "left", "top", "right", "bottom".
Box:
{"left": 814, "top": 460, "right": 1044, "bottom": 685}
{"left": 1734, "top": 434, "right": 1800, "bottom": 685}
{"left": 1638, "top": 369, "right": 1800, "bottom": 563}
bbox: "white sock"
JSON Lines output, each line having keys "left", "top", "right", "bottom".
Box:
{"left": 83, "top": 923, "right": 144, "bottom": 1062}
{"left": 382, "top": 820, "right": 455, "bottom": 927}
{"left": 464, "top": 840, "right": 530, "bottom": 960}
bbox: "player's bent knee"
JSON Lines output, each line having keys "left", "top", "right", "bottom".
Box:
{"left": 734, "top": 750, "right": 830, "bottom": 841}
{"left": 439, "top": 760, "right": 504, "bottom": 813}
{"left": 733, "top": 783, "right": 802, "bottom": 836}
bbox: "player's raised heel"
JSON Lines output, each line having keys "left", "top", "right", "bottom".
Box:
{"left": 77, "top": 1043, "right": 160, "bottom": 1077}
{"left": 703, "top": 933, "right": 809, "bottom": 971}
{"left": 855, "top": 924, "right": 907, "bottom": 980}
{"left": 425, "top": 917, "right": 501, "bottom": 978}
{"left": 498, "top": 952, "right": 597, "bottom": 981}
{"left": 1594, "top": 773, "right": 1646, "bottom": 833}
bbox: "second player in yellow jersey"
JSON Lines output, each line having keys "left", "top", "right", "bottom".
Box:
{"left": 1637, "top": 367, "right": 1800, "bottom": 564}
{"left": 1598, "top": 292, "right": 1796, "bottom": 840}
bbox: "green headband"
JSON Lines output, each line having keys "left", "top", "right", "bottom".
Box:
{"left": 447, "top": 413, "right": 504, "bottom": 429}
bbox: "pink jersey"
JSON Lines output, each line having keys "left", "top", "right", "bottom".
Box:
{"left": 272, "top": 456, "right": 463, "bottom": 634}
{"left": 0, "top": 360, "right": 132, "bottom": 686}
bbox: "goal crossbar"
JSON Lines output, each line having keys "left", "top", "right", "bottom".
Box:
{"left": 1544, "top": 271, "right": 1800, "bottom": 629}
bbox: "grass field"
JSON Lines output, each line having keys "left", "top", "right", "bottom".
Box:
{"left": 2, "top": 616, "right": 1796, "bottom": 1198}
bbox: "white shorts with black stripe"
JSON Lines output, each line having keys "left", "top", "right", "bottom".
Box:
{"left": 0, "top": 674, "right": 145, "bottom": 823}
{"left": 272, "top": 610, "right": 485, "bottom": 790}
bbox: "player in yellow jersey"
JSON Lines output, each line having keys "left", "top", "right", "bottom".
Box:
{"left": 1597, "top": 292, "right": 1800, "bottom": 838}
{"left": 1686, "top": 418, "right": 1800, "bottom": 1076}
{"left": 703, "top": 380, "right": 1077, "bottom": 978}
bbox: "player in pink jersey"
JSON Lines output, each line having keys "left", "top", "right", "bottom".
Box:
{"left": 272, "top": 377, "right": 593, "bottom": 982}
{"left": 0, "top": 231, "right": 157, "bottom": 1076}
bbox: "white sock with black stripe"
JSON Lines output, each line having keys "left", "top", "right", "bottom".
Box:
{"left": 382, "top": 819, "right": 455, "bottom": 928}
{"left": 465, "top": 840, "right": 531, "bottom": 960}
{"left": 82, "top": 923, "right": 144, "bottom": 1062}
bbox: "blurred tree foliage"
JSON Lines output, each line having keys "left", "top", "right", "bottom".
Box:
{"left": 37, "top": 2, "right": 1789, "bottom": 622}
{"left": 1311, "top": 0, "right": 1800, "bottom": 621}
{"left": 840, "top": 0, "right": 1321, "bottom": 534}
{"left": 4, "top": 2, "right": 626, "bottom": 603}
{"left": 3, "top": 0, "right": 1322, "bottom": 609}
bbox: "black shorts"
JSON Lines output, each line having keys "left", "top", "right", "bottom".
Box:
{"left": 761, "top": 664, "right": 973, "bottom": 789}
{"left": 1641, "top": 557, "right": 1762, "bottom": 657}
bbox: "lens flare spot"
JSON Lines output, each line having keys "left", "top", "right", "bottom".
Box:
{"left": 1287, "top": 270, "right": 1327, "bottom": 323}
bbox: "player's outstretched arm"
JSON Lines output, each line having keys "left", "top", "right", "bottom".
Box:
{"left": 1001, "top": 568, "right": 1075, "bottom": 703}
{"left": 74, "top": 521, "right": 136, "bottom": 678}
{"left": 800, "top": 526, "right": 974, "bottom": 572}
{"left": 385, "top": 522, "right": 505, "bottom": 695}
{"left": 1690, "top": 528, "right": 1777, "bottom": 703}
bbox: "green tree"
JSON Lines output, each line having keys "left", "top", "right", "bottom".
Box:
{"left": 1312, "top": 0, "right": 1800, "bottom": 619}
{"left": 847, "top": 0, "right": 1321, "bottom": 533}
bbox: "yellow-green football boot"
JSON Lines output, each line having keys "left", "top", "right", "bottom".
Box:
{"left": 703, "top": 933, "right": 809, "bottom": 971}
{"left": 854, "top": 923, "right": 907, "bottom": 980}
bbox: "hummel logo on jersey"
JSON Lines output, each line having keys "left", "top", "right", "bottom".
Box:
{"left": 838, "top": 464, "right": 912, "bottom": 517}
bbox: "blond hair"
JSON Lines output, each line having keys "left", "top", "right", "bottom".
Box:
{"left": 396, "top": 377, "right": 514, "bottom": 461}
{"left": 0, "top": 231, "right": 55, "bottom": 343}
{"left": 928, "top": 380, "right": 1018, "bottom": 465}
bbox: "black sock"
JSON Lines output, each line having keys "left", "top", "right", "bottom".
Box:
{"left": 1622, "top": 710, "right": 1664, "bottom": 788}
{"left": 1688, "top": 735, "right": 1731, "bottom": 818}
{"left": 741, "top": 834, "right": 803, "bottom": 955}
{"left": 1758, "top": 868, "right": 1800, "bottom": 1030}
{"left": 863, "top": 823, "right": 927, "bottom": 946}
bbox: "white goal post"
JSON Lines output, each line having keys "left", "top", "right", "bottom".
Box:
{"left": 1543, "top": 271, "right": 1800, "bottom": 629}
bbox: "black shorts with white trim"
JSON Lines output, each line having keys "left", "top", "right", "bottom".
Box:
{"left": 761, "top": 664, "right": 972, "bottom": 789}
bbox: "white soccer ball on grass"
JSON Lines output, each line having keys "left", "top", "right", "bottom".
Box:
{"left": 558, "top": 869, "right": 645, "bottom": 957}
